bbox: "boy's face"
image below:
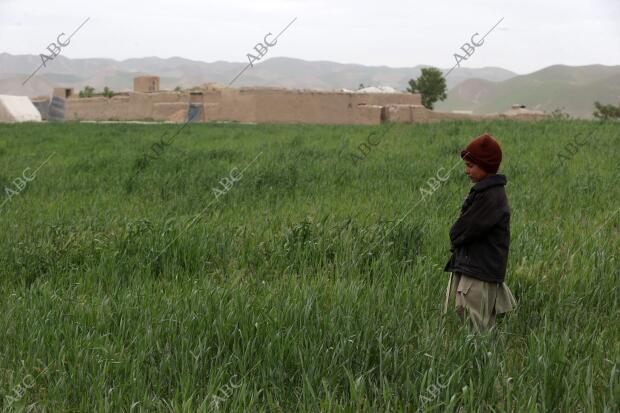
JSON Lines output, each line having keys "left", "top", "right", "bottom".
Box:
{"left": 464, "top": 160, "right": 489, "bottom": 183}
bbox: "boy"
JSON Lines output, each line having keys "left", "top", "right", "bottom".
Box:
{"left": 443, "top": 134, "right": 517, "bottom": 331}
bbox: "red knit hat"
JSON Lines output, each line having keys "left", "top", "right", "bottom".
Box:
{"left": 460, "top": 134, "right": 502, "bottom": 173}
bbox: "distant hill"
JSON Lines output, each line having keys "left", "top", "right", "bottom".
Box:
{"left": 1, "top": 53, "right": 617, "bottom": 118}
{"left": 435, "top": 64, "right": 620, "bottom": 118}
{"left": 0, "top": 53, "right": 516, "bottom": 96}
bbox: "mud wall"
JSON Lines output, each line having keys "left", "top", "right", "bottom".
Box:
{"left": 245, "top": 88, "right": 384, "bottom": 124}
{"left": 59, "top": 89, "right": 546, "bottom": 124}
{"left": 64, "top": 87, "right": 408, "bottom": 125}
{"left": 184, "top": 88, "right": 391, "bottom": 125}
{"left": 384, "top": 104, "right": 548, "bottom": 123}
{"left": 64, "top": 92, "right": 187, "bottom": 121}
{"left": 134, "top": 76, "right": 160, "bottom": 93}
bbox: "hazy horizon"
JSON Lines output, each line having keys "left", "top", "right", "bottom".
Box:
{"left": 4, "top": 52, "right": 620, "bottom": 78}
{"left": 1, "top": 0, "right": 618, "bottom": 75}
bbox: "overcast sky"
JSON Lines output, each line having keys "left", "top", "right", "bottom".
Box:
{"left": 1, "top": 0, "right": 619, "bottom": 74}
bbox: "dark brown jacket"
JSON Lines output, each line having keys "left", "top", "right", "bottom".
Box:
{"left": 444, "top": 174, "right": 510, "bottom": 283}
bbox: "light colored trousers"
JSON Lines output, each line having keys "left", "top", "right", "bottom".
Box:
{"left": 444, "top": 272, "right": 517, "bottom": 330}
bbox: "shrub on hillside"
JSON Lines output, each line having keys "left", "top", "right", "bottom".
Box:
{"left": 593, "top": 101, "right": 620, "bottom": 120}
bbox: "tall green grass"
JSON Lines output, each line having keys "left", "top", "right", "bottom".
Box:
{"left": 0, "top": 120, "right": 618, "bottom": 411}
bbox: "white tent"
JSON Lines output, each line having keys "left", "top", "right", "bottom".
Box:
{"left": 0, "top": 95, "right": 42, "bottom": 123}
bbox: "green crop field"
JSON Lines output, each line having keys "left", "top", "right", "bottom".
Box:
{"left": 0, "top": 120, "right": 618, "bottom": 412}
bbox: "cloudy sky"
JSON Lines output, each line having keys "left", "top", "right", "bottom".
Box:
{"left": 1, "top": 0, "right": 619, "bottom": 74}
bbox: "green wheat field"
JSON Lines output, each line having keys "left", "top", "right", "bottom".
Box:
{"left": 0, "top": 120, "right": 618, "bottom": 412}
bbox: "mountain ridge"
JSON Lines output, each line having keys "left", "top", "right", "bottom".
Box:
{"left": 1, "top": 53, "right": 618, "bottom": 118}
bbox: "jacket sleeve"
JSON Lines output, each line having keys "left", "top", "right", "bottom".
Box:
{"left": 449, "top": 191, "right": 505, "bottom": 247}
